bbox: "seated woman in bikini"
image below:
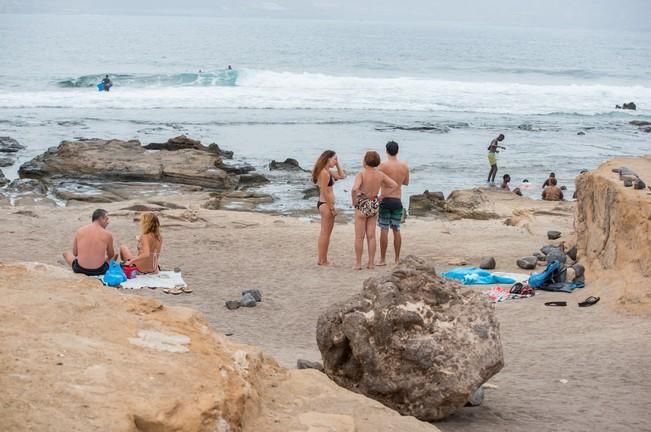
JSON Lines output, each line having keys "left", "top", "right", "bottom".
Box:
{"left": 119, "top": 212, "right": 162, "bottom": 273}
{"left": 351, "top": 151, "right": 398, "bottom": 270}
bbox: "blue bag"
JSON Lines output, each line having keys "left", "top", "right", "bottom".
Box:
{"left": 528, "top": 260, "right": 561, "bottom": 288}
{"left": 102, "top": 260, "right": 127, "bottom": 287}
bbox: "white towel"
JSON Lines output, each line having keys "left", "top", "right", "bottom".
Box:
{"left": 120, "top": 271, "right": 187, "bottom": 290}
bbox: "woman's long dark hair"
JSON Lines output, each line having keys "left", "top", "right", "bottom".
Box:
{"left": 312, "top": 150, "right": 336, "bottom": 184}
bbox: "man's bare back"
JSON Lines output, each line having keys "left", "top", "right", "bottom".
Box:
{"left": 74, "top": 224, "right": 114, "bottom": 269}
{"left": 379, "top": 158, "right": 409, "bottom": 198}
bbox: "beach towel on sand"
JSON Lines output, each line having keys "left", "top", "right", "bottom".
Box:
{"left": 119, "top": 271, "right": 187, "bottom": 290}
{"left": 442, "top": 267, "right": 518, "bottom": 285}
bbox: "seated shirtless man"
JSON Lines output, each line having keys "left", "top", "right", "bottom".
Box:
{"left": 62, "top": 209, "right": 116, "bottom": 276}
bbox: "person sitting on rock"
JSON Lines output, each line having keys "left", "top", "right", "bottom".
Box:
{"left": 63, "top": 209, "right": 115, "bottom": 276}
{"left": 542, "top": 177, "right": 564, "bottom": 201}
{"left": 120, "top": 212, "right": 163, "bottom": 273}
{"left": 542, "top": 172, "right": 556, "bottom": 189}
{"left": 500, "top": 174, "right": 511, "bottom": 191}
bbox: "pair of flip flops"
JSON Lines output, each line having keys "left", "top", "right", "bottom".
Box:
{"left": 545, "top": 296, "right": 600, "bottom": 307}
{"left": 163, "top": 285, "right": 193, "bottom": 295}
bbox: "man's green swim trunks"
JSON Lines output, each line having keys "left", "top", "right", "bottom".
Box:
{"left": 488, "top": 152, "right": 497, "bottom": 166}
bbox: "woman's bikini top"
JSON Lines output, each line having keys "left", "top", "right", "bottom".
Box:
{"left": 328, "top": 174, "right": 334, "bottom": 187}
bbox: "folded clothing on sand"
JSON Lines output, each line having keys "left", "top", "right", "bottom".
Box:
{"left": 442, "top": 267, "right": 517, "bottom": 285}
{"left": 120, "top": 271, "right": 187, "bottom": 290}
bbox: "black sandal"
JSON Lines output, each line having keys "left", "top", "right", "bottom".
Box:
{"left": 578, "top": 296, "right": 600, "bottom": 307}
{"left": 544, "top": 301, "right": 567, "bottom": 307}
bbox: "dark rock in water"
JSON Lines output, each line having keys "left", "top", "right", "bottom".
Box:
{"left": 516, "top": 256, "right": 538, "bottom": 270}
{"left": 479, "top": 256, "right": 496, "bottom": 270}
{"left": 634, "top": 179, "right": 646, "bottom": 190}
{"left": 623, "top": 179, "right": 633, "bottom": 187}
{"left": 0, "top": 155, "right": 15, "bottom": 167}
{"left": 238, "top": 173, "right": 270, "bottom": 186}
{"left": 145, "top": 135, "right": 234, "bottom": 158}
{"left": 560, "top": 186, "right": 567, "bottom": 191}
{"left": 225, "top": 300, "right": 241, "bottom": 310}
{"left": 567, "top": 245, "right": 578, "bottom": 261}
{"left": 316, "top": 256, "right": 503, "bottom": 421}
{"left": 580, "top": 169, "right": 589, "bottom": 174}
{"left": 0, "top": 169, "right": 8, "bottom": 187}
{"left": 240, "top": 293, "right": 257, "bottom": 308}
{"left": 547, "top": 230, "right": 562, "bottom": 240}
{"left": 577, "top": 131, "right": 586, "bottom": 136}
{"left": 641, "top": 126, "right": 651, "bottom": 133}
{"left": 630, "top": 120, "right": 651, "bottom": 127}
{"left": 302, "top": 185, "right": 319, "bottom": 199}
{"left": 622, "top": 102, "right": 637, "bottom": 110}
{"left": 0, "top": 136, "right": 25, "bottom": 153}
{"left": 517, "top": 123, "right": 535, "bottom": 131}
{"left": 296, "top": 359, "right": 324, "bottom": 372}
{"left": 269, "top": 158, "right": 308, "bottom": 172}
{"left": 465, "top": 387, "right": 485, "bottom": 407}
{"left": 218, "top": 162, "right": 255, "bottom": 175}
{"left": 241, "top": 289, "right": 262, "bottom": 302}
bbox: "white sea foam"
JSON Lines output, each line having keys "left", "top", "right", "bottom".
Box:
{"left": 3, "top": 69, "right": 650, "bottom": 116}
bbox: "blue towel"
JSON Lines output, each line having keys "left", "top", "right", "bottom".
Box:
{"left": 442, "top": 267, "right": 516, "bottom": 285}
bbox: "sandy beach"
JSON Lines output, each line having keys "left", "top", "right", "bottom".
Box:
{"left": 2, "top": 187, "right": 650, "bottom": 431}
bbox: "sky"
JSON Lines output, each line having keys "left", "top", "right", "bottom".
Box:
{"left": 1, "top": 0, "right": 649, "bottom": 31}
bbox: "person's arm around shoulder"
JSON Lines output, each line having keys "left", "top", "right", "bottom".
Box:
{"left": 381, "top": 172, "right": 398, "bottom": 190}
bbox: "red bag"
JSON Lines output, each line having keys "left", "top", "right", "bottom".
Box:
{"left": 121, "top": 264, "right": 138, "bottom": 279}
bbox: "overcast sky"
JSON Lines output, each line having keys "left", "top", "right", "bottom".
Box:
{"left": 1, "top": 0, "right": 649, "bottom": 31}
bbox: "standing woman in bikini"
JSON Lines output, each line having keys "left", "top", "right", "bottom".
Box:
{"left": 312, "top": 150, "right": 346, "bottom": 266}
{"left": 120, "top": 212, "right": 162, "bottom": 273}
{"left": 351, "top": 151, "right": 398, "bottom": 270}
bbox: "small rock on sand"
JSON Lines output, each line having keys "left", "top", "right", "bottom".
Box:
{"left": 516, "top": 256, "right": 537, "bottom": 270}
{"left": 479, "top": 257, "right": 496, "bottom": 270}
{"left": 240, "top": 293, "right": 257, "bottom": 308}
{"left": 242, "top": 289, "right": 262, "bottom": 302}
{"left": 296, "top": 359, "right": 324, "bottom": 372}
{"left": 547, "top": 230, "right": 562, "bottom": 240}
{"left": 225, "top": 300, "right": 241, "bottom": 310}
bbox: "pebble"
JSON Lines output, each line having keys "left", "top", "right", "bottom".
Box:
{"left": 241, "top": 289, "right": 262, "bottom": 302}
{"left": 547, "top": 230, "right": 562, "bottom": 240}
{"left": 240, "top": 293, "right": 257, "bottom": 308}
{"left": 479, "top": 257, "right": 496, "bottom": 270}
{"left": 225, "top": 300, "right": 241, "bottom": 310}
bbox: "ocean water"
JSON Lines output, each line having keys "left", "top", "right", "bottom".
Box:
{"left": 1, "top": 14, "right": 650, "bottom": 212}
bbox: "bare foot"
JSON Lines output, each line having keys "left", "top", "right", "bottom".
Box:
{"left": 352, "top": 264, "right": 362, "bottom": 270}
{"left": 318, "top": 261, "right": 335, "bottom": 267}
{"left": 376, "top": 260, "right": 387, "bottom": 267}
{"left": 367, "top": 263, "right": 375, "bottom": 270}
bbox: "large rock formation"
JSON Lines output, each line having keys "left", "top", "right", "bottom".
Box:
{"left": 0, "top": 262, "right": 439, "bottom": 432}
{"left": 19, "top": 139, "right": 241, "bottom": 190}
{"left": 144, "top": 135, "right": 234, "bottom": 159}
{"left": 575, "top": 155, "right": 651, "bottom": 314}
{"left": 316, "top": 256, "right": 504, "bottom": 421}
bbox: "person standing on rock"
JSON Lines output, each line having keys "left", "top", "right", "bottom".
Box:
{"left": 487, "top": 133, "right": 506, "bottom": 186}
{"left": 312, "top": 150, "right": 346, "bottom": 266}
{"left": 62, "top": 209, "right": 116, "bottom": 276}
{"left": 352, "top": 151, "right": 398, "bottom": 270}
{"left": 377, "top": 141, "right": 410, "bottom": 266}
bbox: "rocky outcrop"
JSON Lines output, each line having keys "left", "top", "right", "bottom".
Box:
{"left": 616, "top": 102, "right": 636, "bottom": 110}
{"left": 316, "top": 256, "right": 504, "bottom": 421}
{"left": 269, "top": 158, "right": 307, "bottom": 172}
{"left": 0, "top": 169, "right": 8, "bottom": 186}
{"left": 575, "top": 155, "right": 651, "bottom": 314}
{"left": 19, "top": 139, "right": 242, "bottom": 190}
{"left": 408, "top": 190, "right": 446, "bottom": 216}
{"left": 409, "top": 189, "right": 501, "bottom": 220}
{"left": 0, "top": 262, "right": 439, "bottom": 432}
{"left": 0, "top": 136, "right": 25, "bottom": 167}
{"left": 144, "top": 135, "right": 234, "bottom": 159}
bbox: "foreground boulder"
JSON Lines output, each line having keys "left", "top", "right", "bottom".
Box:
{"left": 316, "top": 256, "right": 504, "bottom": 421}
{"left": 0, "top": 262, "right": 439, "bottom": 432}
{"left": 19, "top": 139, "right": 243, "bottom": 190}
{"left": 575, "top": 155, "right": 651, "bottom": 314}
